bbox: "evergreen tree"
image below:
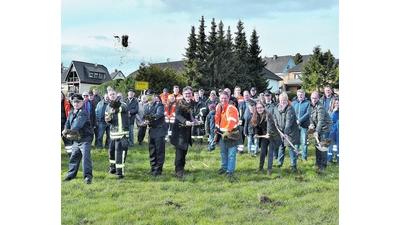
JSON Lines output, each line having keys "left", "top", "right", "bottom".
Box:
{"left": 182, "top": 25, "right": 199, "bottom": 88}
{"left": 195, "top": 15, "right": 208, "bottom": 88}
{"left": 301, "top": 45, "right": 339, "bottom": 92}
{"left": 248, "top": 29, "right": 269, "bottom": 91}
{"left": 231, "top": 20, "right": 250, "bottom": 90}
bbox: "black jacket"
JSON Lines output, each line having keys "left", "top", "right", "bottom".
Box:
{"left": 125, "top": 97, "right": 139, "bottom": 125}
{"left": 170, "top": 99, "right": 196, "bottom": 150}
{"left": 144, "top": 101, "right": 168, "bottom": 138}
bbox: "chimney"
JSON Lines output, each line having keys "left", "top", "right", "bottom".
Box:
{"left": 273, "top": 55, "right": 277, "bottom": 60}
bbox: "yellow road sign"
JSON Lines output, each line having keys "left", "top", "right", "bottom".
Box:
{"left": 135, "top": 81, "right": 149, "bottom": 90}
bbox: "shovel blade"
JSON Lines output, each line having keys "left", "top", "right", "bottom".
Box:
{"left": 293, "top": 149, "right": 303, "bottom": 154}
{"left": 316, "top": 144, "right": 328, "bottom": 152}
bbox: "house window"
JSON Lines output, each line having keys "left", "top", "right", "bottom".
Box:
{"left": 89, "top": 72, "right": 104, "bottom": 79}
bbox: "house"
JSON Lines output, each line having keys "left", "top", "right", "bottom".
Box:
{"left": 264, "top": 55, "right": 297, "bottom": 93}
{"left": 127, "top": 59, "right": 282, "bottom": 92}
{"left": 110, "top": 69, "right": 126, "bottom": 80}
{"left": 61, "top": 60, "right": 112, "bottom": 95}
{"left": 284, "top": 55, "right": 312, "bottom": 92}
{"left": 261, "top": 67, "right": 283, "bottom": 93}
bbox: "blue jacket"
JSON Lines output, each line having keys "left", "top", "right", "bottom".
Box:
{"left": 205, "top": 110, "right": 216, "bottom": 134}
{"left": 95, "top": 99, "right": 109, "bottom": 123}
{"left": 291, "top": 98, "right": 310, "bottom": 128}
{"left": 330, "top": 110, "right": 339, "bottom": 132}
{"left": 64, "top": 108, "right": 94, "bottom": 143}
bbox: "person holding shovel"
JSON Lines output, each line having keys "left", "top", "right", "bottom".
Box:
{"left": 309, "top": 91, "right": 333, "bottom": 173}
{"left": 273, "top": 92, "right": 300, "bottom": 173}
{"left": 252, "top": 101, "right": 282, "bottom": 176}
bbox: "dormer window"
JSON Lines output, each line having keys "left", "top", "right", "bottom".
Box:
{"left": 89, "top": 72, "right": 104, "bottom": 79}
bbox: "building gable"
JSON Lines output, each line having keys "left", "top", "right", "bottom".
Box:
{"left": 264, "top": 55, "right": 295, "bottom": 74}
{"left": 64, "top": 60, "right": 112, "bottom": 85}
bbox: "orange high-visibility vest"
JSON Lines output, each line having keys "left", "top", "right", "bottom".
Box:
{"left": 215, "top": 103, "right": 239, "bottom": 132}
{"left": 160, "top": 92, "right": 170, "bottom": 102}
{"left": 236, "top": 96, "right": 245, "bottom": 104}
{"left": 167, "top": 93, "right": 183, "bottom": 105}
{"left": 164, "top": 102, "right": 176, "bottom": 124}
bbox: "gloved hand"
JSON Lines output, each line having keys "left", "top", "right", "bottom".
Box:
{"left": 221, "top": 131, "right": 229, "bottom": 139}
{"left": 213, "top": 128, "right": 221, "bottom": 134}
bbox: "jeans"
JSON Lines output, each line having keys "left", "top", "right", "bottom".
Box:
{"left": 129, "top": 124, "right": 135, "bottom": 147}
{"left": 277, "top": 144, "right": 298, "bottom": 167}
{"left": 328, "top": 126, "right": 339, "bottom": 163}
{"left": 96, "top": 121, "right": 110, "bottom": 148}
{"left": 219, "top": 138, "right": 237, "bottom": 173}
{"left": 66, "top": 141, "right": 92, "bottom": 180}
{"left": 316, "top": 132, "right": 329, "bottom": 169}
{"left": 247, "top": 135, "right": 259, "bottom": 154}
{"left": 294, "top": 126, "right": 309, "bottom": 160}
{"left": 207, "top": 132, "right": 217, "bottom": 150}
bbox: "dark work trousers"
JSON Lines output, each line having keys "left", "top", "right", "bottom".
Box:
{"left": 174, "top": 147, "right": 188, "bottom": 172}
{"left": 109, "top": 139, "right": 128, "bottom": 176}
{"left": 148, "top": 136, "right": 166, "bottom": 174}
{"left": 316, "top": 132, "right": 329, "bottom": 169}
{"left": 258, "top": 138, "right": 271, "bottom": 169}
{"left": 137, "top": 125, "right": 147, "bottom": 143}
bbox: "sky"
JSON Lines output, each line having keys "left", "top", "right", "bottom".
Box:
{"left": 61, "top": 0, "right": 339, "bottom": 75}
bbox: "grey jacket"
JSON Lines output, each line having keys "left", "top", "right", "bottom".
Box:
{"left": 309, "top": 101, "right": 332, "bottom": 134}
{"left": 273, "top": 104, "right": 300, "bottom": 146}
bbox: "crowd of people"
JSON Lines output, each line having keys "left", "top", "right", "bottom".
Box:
{"left": 61, "top": 85, "right": 339, "bottom": 183}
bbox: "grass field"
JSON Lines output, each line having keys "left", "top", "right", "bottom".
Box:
{"left": 61, "top": 135, "right": 339, "bottom": 225}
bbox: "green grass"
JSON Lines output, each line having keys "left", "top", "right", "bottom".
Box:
{"left": 61, "top": 134, "right": 339, "bottom": 225}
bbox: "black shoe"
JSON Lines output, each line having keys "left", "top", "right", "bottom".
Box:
{"left": 153, "top": 172, "right": 161, "bottom": 177}
{"left": 226, "top": 172, "right": 233, "bottom": 178}
{"left": 291, "top": 166, "right": 298, "bottom": 173}
{"left": 108, "top": 169, "right": 116, "bottom": 174}
{"left": 85, "top": 178, "right": 92, "bottom": 184}
{"left": 176, "top": 170, "right": 183, "bottom": 178}
{"left": 63, "top": 177, "right": 73, "bottom": 181}
{"left": 316, "top": 167, "right": 326, "bottom": 173}
{"left": 217, "top": 168, "right": 226, "bottom": 175}
{"left": 117, "top": 175, "right": 124, "bottom": 179}
{"left": 255, "top": 168, "right": 263, "bottom": 172}
{"left": 138, "top": 142, "right": 142, "bottom": 145}
{"left": 277, "top": 165, "right": 282, "bottom": 168}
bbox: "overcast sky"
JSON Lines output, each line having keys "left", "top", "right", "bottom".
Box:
{"left": 61, "top": 0, "right": 339, "bottom": 75}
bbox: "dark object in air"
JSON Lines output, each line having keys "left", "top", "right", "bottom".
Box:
{"left": 122, "top": 35, "right": 129, "bottom": 47}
